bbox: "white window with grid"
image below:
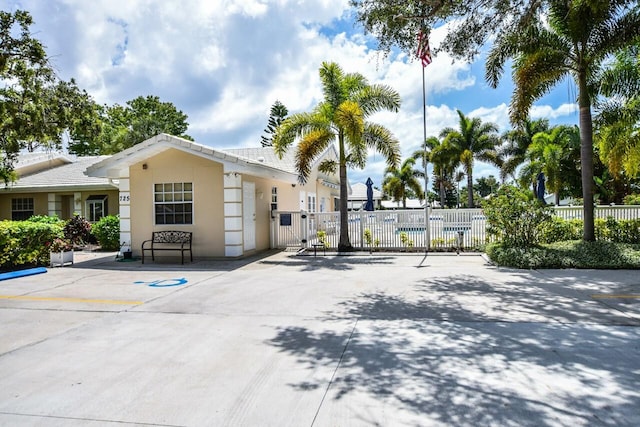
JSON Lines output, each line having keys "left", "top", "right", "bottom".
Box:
{"left": 307, "top": 193, "right": 316, "bottom": 213}
{"left": 154, "top": 182, "right": 193, "bottom": 225}
{"left": 271, "top": 186, "right": 278, "bottom": 211}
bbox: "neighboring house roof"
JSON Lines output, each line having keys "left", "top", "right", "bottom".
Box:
{"left": 87, "top": 134, "right": 299, "bottom": 183}
{"left": 225, "top": 145, "right": 341, "bottom": 187}
{"left": 348, "top": 182, "right": 383, "bottom": 201}
{"left": 7, "top": 155, "right": 116, "bottom": 192}
{"left": 223, "top": 147, "right": 299, "bottom": 175}
{"left": 14, "top": 152, "right": 74, "bottom": 176}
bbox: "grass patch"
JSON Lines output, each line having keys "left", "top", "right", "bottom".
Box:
{"left": 486, "top": 240, "right": 640, "bottom": 269}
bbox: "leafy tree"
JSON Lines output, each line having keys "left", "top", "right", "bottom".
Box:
{"left": 484, "top": 185, "right": 553, "bottom": 248}
{"left": 597, "top": 46, "right": 640, "bottom": 180}
{"left": 499, "top": 118, "right": 550, "bottom": 182}
{"left": 440, "top": 110, "right": 500, "bottom": 208}
{"left": 274, "top": 62, "right": 401, "bottom": 251}
{"left": 261, "top": 101, "right": 288, "bottom": 147}
{"left": 1, "top": 10, "right": 98, "bottom": 183}
{"left": 350, "top": 0, "right": 549, "bottom": 61}
{"left": 486, "top": 0, "right": 640, "bottom": 241}
{"left": 474, "top": 175, "right": 499, "bottom": 198}
{"left": 382, "top": 157, "right": 425, "bottom": 208}
{"left": 69, "top": 95, "right": 192, "bottom": 155}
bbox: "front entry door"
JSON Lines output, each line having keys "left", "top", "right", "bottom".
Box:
{"left": 242, "top": 182, "right": 256, "bottom": 251}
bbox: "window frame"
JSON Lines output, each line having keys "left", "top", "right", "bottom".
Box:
{"left": 86, "top": 195, "right": 108, "bottom": 222}
{"left": 153, "top": 182, "right": 194, "bottom": 225}
{"left": 271, "top": 186, "right": 278, "bottom": 211}
{"left": 11, "top": 197, "right": 34, "bottom": 220}
{"left": 307, "top": 193, "right": 317, "bottom": 213}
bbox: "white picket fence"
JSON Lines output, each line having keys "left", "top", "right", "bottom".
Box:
{"left": 271, "top": 205, "right": 640, "bottom": 251}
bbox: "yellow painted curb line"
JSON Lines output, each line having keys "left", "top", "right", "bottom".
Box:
{"left": 591, "top": 294, "right": 640, "bottom": 299}
{"left": 0, "top": 295, "right": 143, "bottom": 305}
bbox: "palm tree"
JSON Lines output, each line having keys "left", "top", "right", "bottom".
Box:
{"left": 500, "top": 118, "right": 550, "bottom": 182}
{"left": 440, "top": 110, "right": 500, "bottom": 208}
{"left": 273, "top": 62, "right": 401, "bottom": 251}
{"left": 413, "top": 136, "right": 459, "bottom": 208}
{"left": 597, "top": 46, "right": 640, "bottom": 180}
{"left": 520, "top": 125, "right": 580, "bottom": 205}
{"left": 382, "top": 157, "right": 425, "bottom": 208}
{"left": 486, "top": 0, "right": 640, "bottom": 241}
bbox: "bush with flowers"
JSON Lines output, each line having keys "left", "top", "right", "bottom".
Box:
{"left": 49, "top": 237, "right": 73, "bottom": 253}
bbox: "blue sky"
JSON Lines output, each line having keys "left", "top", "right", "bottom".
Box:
{"left": 7, "top": 0, "right": 580, "bottom": 190}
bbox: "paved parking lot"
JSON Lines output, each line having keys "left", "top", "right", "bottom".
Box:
{"left": 0, "top": 251, "right": 639, "bottom": 426}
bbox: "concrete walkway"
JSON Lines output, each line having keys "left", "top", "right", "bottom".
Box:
{"left": 0, "top": 251, "right": 638, "bottom": 426}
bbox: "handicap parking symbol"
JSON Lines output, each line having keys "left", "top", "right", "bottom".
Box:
{"left": 134, "top": 278, "right": 188, "bottom": 287}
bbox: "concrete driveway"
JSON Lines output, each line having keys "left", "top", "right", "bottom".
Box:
{"left": 0, "top": 251, "right": 638, "bottom": 426}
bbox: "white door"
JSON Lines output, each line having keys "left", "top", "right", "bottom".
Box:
{"left": 299, "top": 191, "right": 306, "bottom": 211}
{"left": 243, "top": 182, "right": 256, "bottom": 251}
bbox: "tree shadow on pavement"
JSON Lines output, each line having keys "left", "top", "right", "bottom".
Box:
{"left": 258, "top": 255, "right": 397, "bottom": 272}
{"left": 267, "top": 273, "right": 640, "bottom": 426}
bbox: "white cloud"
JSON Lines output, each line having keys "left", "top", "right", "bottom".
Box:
{"left": 13, "top": 0, "right": 569, "bottom": 188}
{"left": 531, "top": 103, "right": 578, "bottom": 120}
{"left": 469, "top": 104, "right": 511, "bottom": 131}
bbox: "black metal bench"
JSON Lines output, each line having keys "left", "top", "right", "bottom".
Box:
{"left": 141, "top": 231, "right": 193, "bottom": 264}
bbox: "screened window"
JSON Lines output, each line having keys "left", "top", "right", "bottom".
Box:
{"left": 11, "top": 198, "right": 34, "bottom": 220}
{"left": 271, "top": 186, "right": 278, "bottom": 211}
{"left": 86, "top": 195, "right": 108, "bottom": 222}
{"left": 154, "top": 182, "right": 193, "bottom": 225}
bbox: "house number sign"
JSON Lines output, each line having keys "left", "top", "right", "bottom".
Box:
{"left": 119, "top": 193, "right": 130, "bottom": 203}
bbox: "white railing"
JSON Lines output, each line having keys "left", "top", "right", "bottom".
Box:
{"left": 553, "top": 205, "right": 640, "bottom": 221}
{"left": 271, "top": 206, "right": 640, "bottom": 251}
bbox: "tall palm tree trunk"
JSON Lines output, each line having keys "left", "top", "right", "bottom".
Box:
{"left": 338, "top": 134, "right": 353, "bottom": 252}
{"left": 466, "top": 168, "right": 474, "bottom": 208}
{"left": 578, "top": 72, "right": 595, "bottom": 241}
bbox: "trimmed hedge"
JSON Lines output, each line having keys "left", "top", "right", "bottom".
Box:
{"left": 486, "top": 241, "right": 640, "bottom": 269}
{"left": 91, "top": 215, "right": 120, "bottom": 250}
{"left": 0, "top": 220, "right": 64, "bottom": 271}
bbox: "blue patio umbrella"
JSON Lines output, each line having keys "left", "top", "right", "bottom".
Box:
{"left": 536, "top": 172, "right": 546, "bottom": 202}
{"left": 364, "top": 177, "right": 375, "bottom": 211}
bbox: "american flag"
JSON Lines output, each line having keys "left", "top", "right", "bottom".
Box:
{"left": 417, "top": 31, "right": 432, "bottom": 67}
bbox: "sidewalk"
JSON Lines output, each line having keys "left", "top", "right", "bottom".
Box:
{"left": 0, "top": 251, "right": 638, "bottom": 426}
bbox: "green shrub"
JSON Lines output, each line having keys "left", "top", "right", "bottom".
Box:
{"left": 623, "top": 194, "right": 640, "bottom": 205}
{"left": 483, "top": 185, "right": 553, "bottom": 247}
{"left": 26, "top": 215, "right": 65, "bottom": 225}
{"left": 364, "top": 229, "right": 372, "bottom": 246}
{"left": 91, "top": 215, "right": 121, "bottom": 250}
{"left": 599, "top": 217, "right": 640, "bottom": 244}
{"left": 540, "top": 217, "right": 582, "bottom": 243}
{"left": 399, "top": 231, "right": 414, "bottom": 249}
{"left": 486, "top": 240, "right": 640, "bottom": 269}
{"left": 316, "top": 230, "right": 329, "bottom": 248}
{"left": 0, "top": 220, "right": 63, "bottom": 270}
{"left": 64, "top": 215, "right": 94, "bottom": 246}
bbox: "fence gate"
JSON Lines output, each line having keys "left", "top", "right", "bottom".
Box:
{"left": 271, "top": 211, "right": 306, "bottom": 250}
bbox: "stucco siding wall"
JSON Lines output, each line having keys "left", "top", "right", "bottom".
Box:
{"left": 129, "top": 149, "right": 225, "bottom": 258}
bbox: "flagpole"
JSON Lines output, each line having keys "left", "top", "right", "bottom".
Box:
{"left": 422, "top": 63, "right": 430, "bottom": 255}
